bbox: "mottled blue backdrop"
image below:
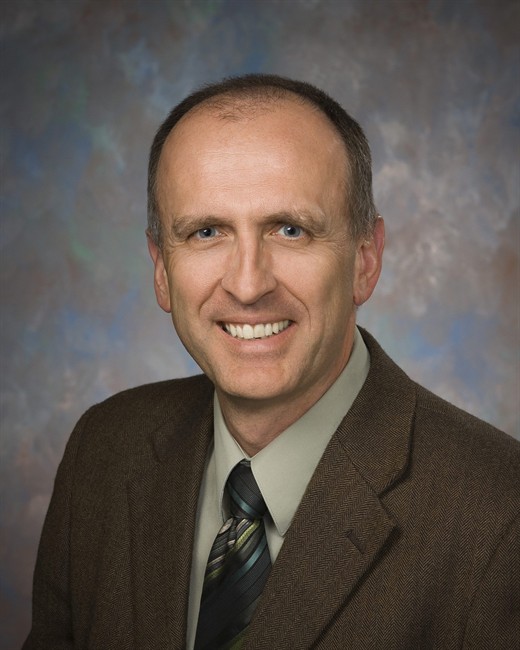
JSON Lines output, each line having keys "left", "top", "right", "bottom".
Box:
{"left": 1, "top": 0, "right": 519, "bottom": 646}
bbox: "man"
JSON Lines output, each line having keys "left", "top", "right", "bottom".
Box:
{"left": 25, "top": 75, "right": 519, "bottom": 649}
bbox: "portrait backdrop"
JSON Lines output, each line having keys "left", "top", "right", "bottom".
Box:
{"left": 1, "top": 0, "right": 518, "bottom": 646}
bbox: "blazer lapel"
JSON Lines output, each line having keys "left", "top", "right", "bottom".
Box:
{"left": 247, "top": 437, "right": 398, "bottom": 649}
{"left": 127, "top": 390, "right": 213, "bottom": 650}
{"left": 246, "top": 332, "right": 416, "bottom": 649}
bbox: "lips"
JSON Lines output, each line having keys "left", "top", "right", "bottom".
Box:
{"left": 222, "top": 320, "right": 291, "bottom": 340}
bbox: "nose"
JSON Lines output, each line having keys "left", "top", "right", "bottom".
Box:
{"left": 221, "top": 236, "right": 277, "bottom": 304}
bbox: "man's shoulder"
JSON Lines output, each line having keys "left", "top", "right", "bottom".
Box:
{"left": 69, "top": 374, "right": 214, "bottom": 454}
{"left": 413, "top": 382, "right": 519, "bottom": 464}
{"left": 88, "top": 374, "right": 214, "bottom": 420}
{"left": 399, "top": 385, "right": 520, "bottom": 577}
{"left": 362, "top": 327, "right": 518, "bottom": 449}
{"left": 360, "top": 328, "right": 519, "bottom": 496}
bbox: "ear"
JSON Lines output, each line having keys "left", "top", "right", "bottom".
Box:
{"left": 353, "top": 216, "right": 385, "bottom": 307}
{"left": 146, "top": 232, "right": 172, "bottom": 313}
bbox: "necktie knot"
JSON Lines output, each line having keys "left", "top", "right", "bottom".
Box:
{"left": 227, "top": 461, "right": 267, "bottom": 520}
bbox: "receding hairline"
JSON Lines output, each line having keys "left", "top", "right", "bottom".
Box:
{"left": 159, "top": 87, "right": 348, "bottom": 156}
{"left": 157, "top": 88, "right": 352, "bottom": 213}
{"left": 172, "top": 85, "right": 322, "bottom": 122}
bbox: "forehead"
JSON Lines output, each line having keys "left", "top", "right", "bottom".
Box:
{"left": 152, "top": 100, "right": 348, "bottom": 232}
{"left": 160, "top": 96, "right": 346, "bottom": 173}
{"left": 155, "top": 98, "right": 348, "bottom": 222}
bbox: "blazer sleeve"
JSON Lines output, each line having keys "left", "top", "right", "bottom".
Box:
{"left": 22, "top": 409, "right": 91, "bottom": 650}
{"left": 463, "top": 513, "right": 520, "bottom": 649}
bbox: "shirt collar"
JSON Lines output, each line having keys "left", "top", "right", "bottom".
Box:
{"left": 213, "top": 327, "right": 370, "bottom": 536}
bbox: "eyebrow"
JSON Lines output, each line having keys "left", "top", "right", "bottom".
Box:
{"left": 270, "top": 210, "right": 328, "bottom": 235}
{"left": 168, "top": 209, "right": 329, "bottom": 241}
{"left": 168, "top": 214, "right": 226, "bottom": 241}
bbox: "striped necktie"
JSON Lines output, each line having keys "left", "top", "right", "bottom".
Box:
{"left": 194, "top": 460, "right": 272, "bottom": 649}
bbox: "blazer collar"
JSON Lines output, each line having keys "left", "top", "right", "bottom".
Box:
{"left": 335, "top": 327, "right": 415, "bottom": 495}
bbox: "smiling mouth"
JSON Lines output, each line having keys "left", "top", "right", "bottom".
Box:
{"left": 221, "top": 320, "right": 291, "bottom": 340}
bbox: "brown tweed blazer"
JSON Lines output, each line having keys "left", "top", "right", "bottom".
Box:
{"left": 24, "top": 330, "right": 520, "bottom": 649}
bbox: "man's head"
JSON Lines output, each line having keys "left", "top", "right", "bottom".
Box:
{"left": 147, "top": 75, "right": 384, "bottom": 438}
{"left": 147, "top": 74, "right": 378, "bottom": 248}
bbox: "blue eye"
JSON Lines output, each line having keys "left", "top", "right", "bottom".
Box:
{"left": 278, "top": 224, "right": 303, "bottom": 238}
{"left": 195, "top": 226, "right": 219, "bottom": 239}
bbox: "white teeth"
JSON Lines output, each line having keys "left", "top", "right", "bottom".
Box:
{"left": 224, "top": 320, "right": 290, "bottom": 340}
{"left": 242, "top": 324, "right": 254, "bottom": 339}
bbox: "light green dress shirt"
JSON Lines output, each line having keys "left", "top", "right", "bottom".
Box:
{"left": 186, "top": 327, "right": 370, "bottom": 648}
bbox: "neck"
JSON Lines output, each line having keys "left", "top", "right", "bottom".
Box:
{"left": 218, "top": 400, "right": 302, "bottom": 456}
{"left": 216, "top": 368, "right": 347, "bottom": 457}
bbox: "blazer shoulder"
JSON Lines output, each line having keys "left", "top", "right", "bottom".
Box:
{"left": 65, "top": 374, "right": 214, "bottom": 462}
{"left": 85, "top": 374, "right": 214, "bottom": 424}
{"left": 411, "top": 383, "right": 520, "bottom": 519}
{"left": 362, "top": 326, "right": 519, "bottom": 466}
{"left": 414, "top": 382, "right": 519, "bottom": 456}
{"left": 361, "top": 328, "right": 519, "bottom": 500}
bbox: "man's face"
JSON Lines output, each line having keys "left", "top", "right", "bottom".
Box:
{"left": 149, "top": 99, "right": 383, "bottom": 415}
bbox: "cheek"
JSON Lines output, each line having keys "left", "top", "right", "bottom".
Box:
{"left": 166, "top": 252, "right": 223, "bottom": 315}
{"left": 280, "top": 249, "right": 353, "bottom": 303}
{"left": 312, "top": 263, "right": 354, "bottom": 334}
